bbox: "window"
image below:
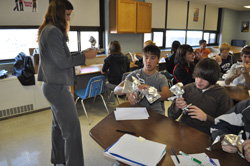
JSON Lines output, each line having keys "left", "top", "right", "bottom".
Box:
{"left": 67, "top": 31, "right": 78, "bottom": 52}
{"left": 165, "top": 30, "right": 185, "bottom": 47}
{"left": 0, "top": 29, "right": 38, "bottom": 60}
{"left": 153, "top": 32, "right": 163, "bottom": 47}
{"left": 144, "top": 33, "right": 152, "bottom": 43}
{"left": 209, "top": 33, "right": 216, "bottom": 44}
{"left": 80, "top": 31, "right": 99, "bottom": 51}
{"left": 0, "top": 28, "right": 101, "bottom": 61}
{"left": 203, "top": 32, "right": 209, "bottom": 43}
{"left": 186, "top": 31, "right": 202, "bottom": 46}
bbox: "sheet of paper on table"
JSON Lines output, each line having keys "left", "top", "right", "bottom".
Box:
{"left": 171, "top": 152, "right": 220, "bottom": 166}
{"left": 104, "top": 134, "right": 166, "bottom": 166}
{"left": 114, "top": 107, "right": 149, "bottom": 120}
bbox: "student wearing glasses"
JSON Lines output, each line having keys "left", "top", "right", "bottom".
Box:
{"left": 37, "top": 0, "right": 96, "bottom": 165}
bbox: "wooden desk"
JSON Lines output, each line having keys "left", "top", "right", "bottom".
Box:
{"left": 76, "top": 62, "right": 138, "bottom": 76}
{"left": 90, "top": 102, "right": 248, "bottom": 165}
{"left": 224, "top": 85, "right": 249, "bottom": 102}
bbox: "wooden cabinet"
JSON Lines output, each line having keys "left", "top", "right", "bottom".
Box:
{"left": 136, "top": 2, "right": 152, "bottom": 33}
{"left": 109, "top": 0, "right": 152, "bottom": 33}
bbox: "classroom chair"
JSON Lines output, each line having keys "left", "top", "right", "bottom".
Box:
{"left": 74, "top": 75, "right": 109, "bottom": 125}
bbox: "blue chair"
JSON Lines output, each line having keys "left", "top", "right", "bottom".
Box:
{"left": 74, "top": 75, "right": 109, "bottom": 125}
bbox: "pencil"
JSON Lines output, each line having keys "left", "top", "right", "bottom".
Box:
{"left": 171, "top": 147, "right": 180, "bottom": 163}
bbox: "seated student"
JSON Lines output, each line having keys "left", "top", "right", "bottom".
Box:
{"left": 219, "top": 42, "right": 237, "bottom": 74}
{"left": 168, "top": 58, "right": 234, "bottom": 134}
{"left": 132, "top": 40, "right": 156, "bottom": 68}
{"left": 195, "top": 39, "right": 211, "bottom": 59}
{"left": 101, "top": 41, "right": 130, "bottom": 103}
{"left": 173, "top": 44, "right": 195, "bottom": 85}
{"left": 211, "top": 98, "right": 250, "bottom": 163}
{"left": 114, "top": 45, "right": 172, "bottom": 115}
{"left": 165, "top": 40, "right": 181, "bottom": 74}
{"left": 225, "top": 45, "right": 250, "bottom": 88}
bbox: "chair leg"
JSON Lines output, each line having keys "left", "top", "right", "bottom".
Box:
{"left": 75, "top": 97, "right": 80, "bottom": 105}
{"left": 99, "top": 94, "right": 109, "bottom": 114}
{"left": 115, "top": 95, "right": 120, "bottom": 105}
{"left": 90, "top": 96, "right": 97, "bottom": 111}
{"left": 81, "top": 99, "right": 91, "bottom": 125}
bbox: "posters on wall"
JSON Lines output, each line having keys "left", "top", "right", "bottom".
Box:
{"left": 193, "top": 8, "right": 199, "bottom": 22}
{"left": 13, "top": 0, "right": 38, "bottom": 12}
{"left": 241, "top": 21, "right": 249, "bottom": 32}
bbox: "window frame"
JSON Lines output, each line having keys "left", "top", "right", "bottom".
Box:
{"left": 0, "top": 26, "right": 102, "bottom": 62}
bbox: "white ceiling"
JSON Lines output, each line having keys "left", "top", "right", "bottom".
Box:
{"left": 184, "top": 0, "right": 250, "bottom": 11}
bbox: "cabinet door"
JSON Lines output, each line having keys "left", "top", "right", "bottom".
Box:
{"left": 117, "top": 0, "right": 136, "bottom": 33}
{"left": 136, "top": 2, "right": 152, "bottom": 33}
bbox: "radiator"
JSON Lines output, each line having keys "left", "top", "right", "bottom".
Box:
{"left": 0, "top": 104, "right": 34, "bottom": 119}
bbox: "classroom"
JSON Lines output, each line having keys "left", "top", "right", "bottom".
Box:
{"left": 1, "top": 0, "right": 250, "bottom": 165}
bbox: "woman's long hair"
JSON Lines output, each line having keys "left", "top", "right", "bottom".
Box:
{"left": 175, "top": 44, "right": 193, "bottom": 67}
{"left": 37, "top": 0, "right": 69, "bottom": 41}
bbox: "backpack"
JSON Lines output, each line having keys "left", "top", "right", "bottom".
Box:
{"left": 13, "top": 52, "right": 35, "bottom": 86}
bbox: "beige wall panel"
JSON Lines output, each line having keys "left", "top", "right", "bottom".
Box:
{"left": 0, "top": 0, "right": 99, "bottom": 26}
{"left": 146, "top": 0, "right": 166, "bottom": 28}
{"left": 188, "top": 2, "right": 204, "bottom": 30}
{"left": 204, "top": 5, "right": 218, "bottom": 31}
{"left": 167, "top": 0, "right": 187, "bottom": 29}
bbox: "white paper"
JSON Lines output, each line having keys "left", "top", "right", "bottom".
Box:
{"left": 171, "top": 153, "right": 220, "bottom": 166}
{"left": 114, "top": 107, "right": 149, "bottom": 120}
{"left": 105, "top": 134, "right": 166, "bottom": 166}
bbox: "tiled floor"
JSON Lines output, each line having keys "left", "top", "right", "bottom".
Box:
{"left": 0, "top": 97, "right": 171, "bottom": 166}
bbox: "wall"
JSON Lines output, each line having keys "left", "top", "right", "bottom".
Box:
{"left": 220, "top": 9, "right": 239, "bottom": 44}
{"left": 233, "top": 11, "right": 250, "bottom": 45}
{"left": 0, "top": 0, "right": 99, "bottom": 26}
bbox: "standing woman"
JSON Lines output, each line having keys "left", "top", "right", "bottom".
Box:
{"left": 37, "top": 0, "right": 96, "bottom": 165}
{"left": 173, "top": 44, "right": 195, "bottom": 85}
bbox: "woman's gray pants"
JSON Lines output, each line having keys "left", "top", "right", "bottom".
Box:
{"left": 42, "top": 82, "right": 84, "bottom": 166}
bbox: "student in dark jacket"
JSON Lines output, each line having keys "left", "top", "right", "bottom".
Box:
{"left": 173, "top": 44, "right": 195, "bottom": 85}
{"left": 165, "top": 40, "right": 180, "bottom": 74}
{"left": 169, "top": 58, "right": 234, "bottom": 134}
{"left": 102, "top": 41, "right": 130, "bottom": 103}
{"left": 219, "top": 42, "right": 237, "bottom": 74}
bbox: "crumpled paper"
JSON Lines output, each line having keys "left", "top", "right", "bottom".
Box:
{"left": 122, "top": 76, "right": 161, "bottom": 104}
{"left": 207, "top": 130, "right": 245, "bottom": 158}
{"left": 168, "top": 82, "right": 192, "bottom": 114}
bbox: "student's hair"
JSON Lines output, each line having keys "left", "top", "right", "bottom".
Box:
{"left": 171, "top": 41, "right": 181, "bottom": 54}
{"left": 174, "top": 44, "right": 193, "bottom": 66}
{"left": 143, "top": 44, "right": 160, "bottom": 58}
{"left": 108, "top": 41, "right": 121, "bottom": 54}
{"left": 144, "top": 40, "right": 156, "bottom": 47}
{"left": 199, "top": 39, "right": 207, "bottom": 46}
{"left": 219, "top": 42, "right": 231, "bottom": 53}
{"left": 38, "top": 0, "right": 73, "bottom": 42}
{"left": 241, "top": 45, "right": 250, "bottom": 56}
{"left": 193, "top": 58, "right": 220, "bottom": 85}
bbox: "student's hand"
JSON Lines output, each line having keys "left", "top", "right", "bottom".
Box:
{"left": 243, "top": 63, "right": 250, "bottom": 75}
{"left": 137, "top": 84, "right": 150, "bottom": 91}
{"left": 187, "top": 105, "right": 207, "bottom": 121}
{"left": 127, "top": 91, "right": 138, "bottom": 105}
{"left": 215, "top": 55, "right": 222, "bottom": 65}
{"left": 83, "top": 49, "right": 97, "bottom": 59}
{"left": 221, "top": 143, "right": 238, "bottom": 153}
{"left": 175, "top": 97, "right": 187, "bottom": 109}
{"left": 243, "top": 139, "right": 250, "bottom": 162}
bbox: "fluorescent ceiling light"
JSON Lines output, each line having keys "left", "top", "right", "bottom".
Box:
{"left": 244, "top": 6, "right": 250, "bottom": 8}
